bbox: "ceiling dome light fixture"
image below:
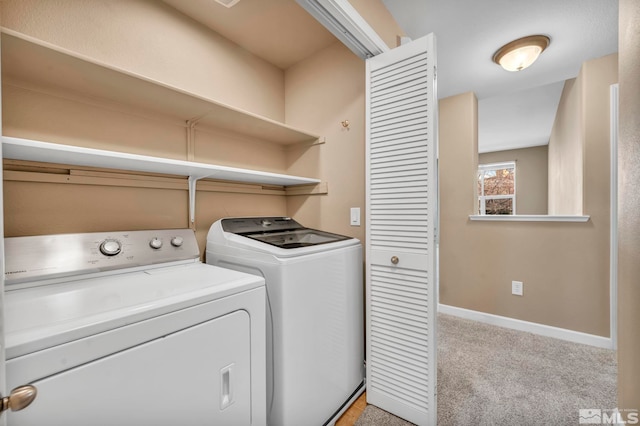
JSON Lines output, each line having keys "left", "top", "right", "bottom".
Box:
{"left": 492, "top": 35, "right": 550, "bottom": 72}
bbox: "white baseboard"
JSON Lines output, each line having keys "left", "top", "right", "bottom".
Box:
{"left": 438, "top": 304, "right": 614, "bottom": 350}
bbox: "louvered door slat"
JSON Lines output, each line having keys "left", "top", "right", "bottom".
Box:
{"left": 371, "top": 198, "right": 430, "bottom": 206}
{"left": 371, "top": 180, "right": 429, "bottom": 190}
{"left": 372, "top": 106, "right": 430, "bottom": 127}
{"left": 370, "top": 368, "right": 430, "bottom": 397}
{"left": 371, "top": 56, "right": 426, "bottom": 82}
{"left": 371, "top": 316, "right": 429, "bottom": 340}
{"left": 373, "top": 91, "right": 429, "bottom": 109}
{"left": 372, "top": 98, "right": 429, "bottom": 120}
{"left": 366, "top": 34, "right": 437, "bottom": 426}
{"left": 371, "top": 164, "right": 428, "bottom": 175}
{"left": 372, "top": 141, "right": 428, "bottom": 154}
{"left": 371, "top": 124, "right": 428, "bottom": 140}
{"left": 372, "top": 141, "right": 428, "bottom": 153}
{"left": 371, "top": 290, "right": 431, "bottom": 314}
{"left": 371, "top": 70, "right": 428, "bottom": 95}
{"left": 372, "top": 52, "right": 428, "bottom": 80}
{"left": 371, "top": 353, "right": 430, "bottom": 380}
{"left": 371, "top": 154, "right": 429, "bottom": 165}
{"left": 372, "top": 179, "right": 429, "bottom": 193}
{"left": 370, "top": 335, "right": 429, "bottom": 363}
{"left": 372, "top": 229, "right": 429, "bottom": 237}
{"left": 373, "top": 324, "right": 430, "bottom": 351}
{"left": 371, "top": 150, "right": 428, "bottom": 161}
{"left": 372, "top": 154, "right": 430, "bottom": 169}
{"left": 369, "top": 371, "right": 428, "bottom": 403}
{"left": 372, "top": 128, "right": 428, "bottom": 145}
{"left": 371, "top": 268, "right": 429, "bottom": 290}
{"left": 373, "top": 93, "right": 427, "bottom": 108}
{"left": 370, "top": 210, "right": 429, "bottom": 217}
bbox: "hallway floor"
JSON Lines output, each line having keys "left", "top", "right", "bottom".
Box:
{"left": 336, "top": 392, "right": 367, "bottom": 426}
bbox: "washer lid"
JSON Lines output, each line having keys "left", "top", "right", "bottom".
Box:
{"left": 219, "top": 216, "right": 353, "bottom": 249}
{"left": 241, "top": 228, "right": 351, "bottom": 249}
{"left": 4, "top": 263, "right": 264, "bottom": 359}
{"left": 221, "top": 216, "right": 304, "bottom": 234}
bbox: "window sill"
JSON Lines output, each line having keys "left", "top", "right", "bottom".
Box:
{"left": 469, "top": 215, "right": 590, "bottom": 223}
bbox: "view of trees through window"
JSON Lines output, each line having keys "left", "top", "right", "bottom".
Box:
{"left": 478, "top": 162, "right": 516, "bottom": 215}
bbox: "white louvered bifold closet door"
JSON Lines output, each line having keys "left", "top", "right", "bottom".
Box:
{"left": 365, "top": 34, "right": 437, "bottom": 426}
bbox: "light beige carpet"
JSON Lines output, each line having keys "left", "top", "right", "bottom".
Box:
{"left": 356, "top": 313, "right": 617, "bottom": 426}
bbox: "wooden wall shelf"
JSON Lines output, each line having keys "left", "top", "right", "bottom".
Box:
{"left": 1, "top": 29, "right": 321, "bottom": 145}
{"left": 3, "top": 136, "right": 322, "bottom": 223}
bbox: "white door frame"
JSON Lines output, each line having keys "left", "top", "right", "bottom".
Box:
{"left": 610, "top": 83, "right": 619, "bottom": 351}
{"left": 0, "top": 23, "right": 7, "bottom": 426}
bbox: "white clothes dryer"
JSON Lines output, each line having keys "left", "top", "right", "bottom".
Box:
{"left": 4, "top": 229, "right": 266, "bottom": 426}
{"left": 206, "top": 217, "right": 364, "bottom": 426}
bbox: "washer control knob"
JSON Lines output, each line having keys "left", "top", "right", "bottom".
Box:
{"left": 149, "top": 238, "right": 163, "bottom": 249}
{"left": 171, "top": 236, "right": 184, "bottom": 247}
{"left": 100, "top": 239, "right": 121, "bottom": 256}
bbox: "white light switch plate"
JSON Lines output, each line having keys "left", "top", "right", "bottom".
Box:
{"left": 350, "top": 207, "right": 361, "bottom": 226}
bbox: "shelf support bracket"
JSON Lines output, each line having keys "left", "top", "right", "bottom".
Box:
{"left": 186, "top": 119, "right": 200, "bottom": 162}
{"left": 188, "top": 176, "right": 200, "bottom": 228}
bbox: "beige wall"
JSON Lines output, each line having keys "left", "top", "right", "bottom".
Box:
{"left": 618, "top": 0, "right": 640, "bottom": 412}
{"left": 439, "top": 52, "right": 616, "bottom": 337}
{"left": 284, "top": 41, "right": 366, "bottom": 242}
{"left": 548, "top": 78, "right": 583, "bottom": 215}
{"left": 440, "top": 92, "right": 478, "bottom": 218}
{"left": 283, "top": 0, "right": 404, "bottom": 249}
{"left": 583, "top": 54, "right": 618, "bottom": 233}
{"left": 479, "top": 145, "right": 548, "bottom": 215}
{"left": 348, "top": 0, "right": 405, "bottom": 49}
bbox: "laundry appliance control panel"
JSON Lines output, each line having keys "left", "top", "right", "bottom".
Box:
{"left": 5, "top": 229, "right": 199, "bottom": 286}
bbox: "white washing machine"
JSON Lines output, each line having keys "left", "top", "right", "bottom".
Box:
{"left": 206, "top": 217, "right": 364, "bottom": 426}
{"left": 4, "top": 229, "right": 266, "bottom": 426}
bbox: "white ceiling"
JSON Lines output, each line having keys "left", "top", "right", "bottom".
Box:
{"left": 381, "top": 0, "right": 619, "bottom": 152}
{"left": 163, "top": 0, "right": 618, "bottom": 153}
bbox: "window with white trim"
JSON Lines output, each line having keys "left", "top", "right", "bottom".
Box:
{"left": 478, "top": 161, "right": 516, "bottom": 215}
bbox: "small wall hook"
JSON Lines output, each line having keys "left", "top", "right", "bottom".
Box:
{"left": 341, "top": 120, "right": 350, "bottom": 131}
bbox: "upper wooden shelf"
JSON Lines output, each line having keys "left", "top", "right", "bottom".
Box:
{"left": 1, "top": 29, "right": 320, "bottom": 145}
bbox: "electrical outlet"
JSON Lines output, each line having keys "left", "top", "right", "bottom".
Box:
{"left": 350, "top": 207, "right": 361, "bottom": 226}
{"left": 512, "top": 281, "right": 523, "bottom": 296}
